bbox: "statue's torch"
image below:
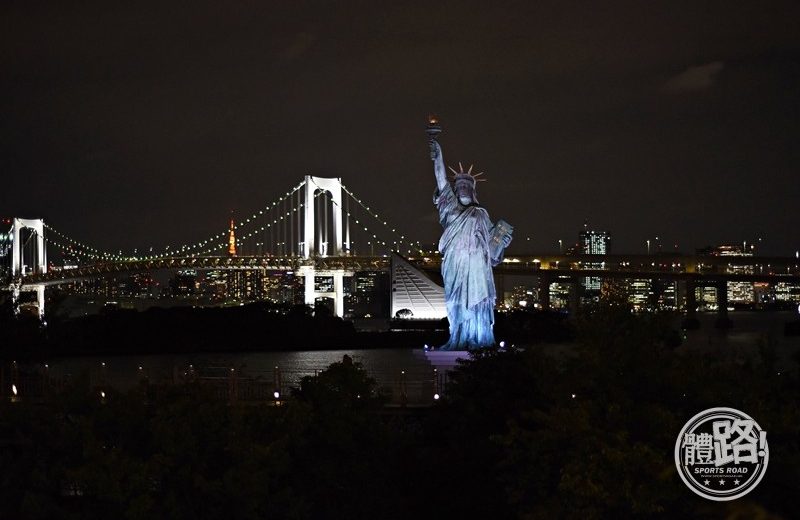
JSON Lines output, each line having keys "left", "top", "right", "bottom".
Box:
{"left": 426, "top": 115, "right": 441, "bottom": 160}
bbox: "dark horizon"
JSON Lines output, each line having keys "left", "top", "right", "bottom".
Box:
{"left": 2, "top": 1, "right": 799, "bottom": 256}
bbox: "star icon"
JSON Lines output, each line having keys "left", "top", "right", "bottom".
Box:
{"left": 734, "top": 479, "right": 740, "bottom": 486}
{"left": 719, "top": 479, "right": 725, "bottom": 485}
{"left": 703, "top": 479, "right": 710, "bottom": 486}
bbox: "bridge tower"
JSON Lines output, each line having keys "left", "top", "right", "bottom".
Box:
{"left": 11, "top": 218, "right": 47, "bottom": 277}
{"left": 303, "top": 175, "right": 349, "bottom": 258}
{"left": 5, "top": 218, "right": 47, "bottom": 318}
{"left": 300, "top": 176, "right": 351, "bottom": 317}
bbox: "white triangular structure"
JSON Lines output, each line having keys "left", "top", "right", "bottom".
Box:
{"left": 390, "top": 253, "right": 447, "bottom": 320}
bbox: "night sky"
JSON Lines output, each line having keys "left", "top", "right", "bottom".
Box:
{"left": 2, "top": 1, "right": 799, "bottom": 256}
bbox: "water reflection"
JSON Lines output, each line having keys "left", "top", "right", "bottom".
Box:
{"left": 43, "top": 348, "right": 439, "bottom": 404}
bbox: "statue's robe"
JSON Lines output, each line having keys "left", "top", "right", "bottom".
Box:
{"left": 435, "top": 185, "right": 504, "bottom": 350}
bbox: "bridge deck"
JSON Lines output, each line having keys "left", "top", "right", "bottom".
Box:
{"left": 14, "top": 253, "right": 800, "bottom": 287}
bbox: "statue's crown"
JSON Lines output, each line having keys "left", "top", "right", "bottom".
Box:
{"left": 448, "top": 162, "right": 486, "bottom": 184}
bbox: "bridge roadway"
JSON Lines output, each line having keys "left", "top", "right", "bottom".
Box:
{"left": 14, "top": 252, "right": 800, "bottom": 325}
{"left": 22, "top": 255, "right": 389, "bottom": 286}
{"left": 423, "top": 254, "right": 800, "bottom": 323}
{"left": 21, "top": 252, "right": 800, "bottom": 286}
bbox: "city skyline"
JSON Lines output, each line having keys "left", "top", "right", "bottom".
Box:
{"left": 2, "top": 2, "right": 799, "bottom": 256}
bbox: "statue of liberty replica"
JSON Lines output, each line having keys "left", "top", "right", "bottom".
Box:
{"left": 427, "top": 117, "right": 513, "bottom": 350}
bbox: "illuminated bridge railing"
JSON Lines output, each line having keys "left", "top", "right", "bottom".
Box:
{"left": 20, "top": 253, "right": 800, "bottom": 286}
{"left": 23, "top": 255, "right": 391, "bottom": 286}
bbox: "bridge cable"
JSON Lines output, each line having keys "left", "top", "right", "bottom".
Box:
{"left": 193, "top": 188, "right": 331, "bottom": 256}
{"left": 339, "top": 183, "right": 426, "bottom": 254}
{"left": 45, "top": 180, "right": 307, "bottom": 262}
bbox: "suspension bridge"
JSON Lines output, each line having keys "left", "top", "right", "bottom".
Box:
{"left": 4, "top": 175, "right": 800, "bottom": 325}
{"left": 2, "top": 176, "right": 434, "bottom": 318}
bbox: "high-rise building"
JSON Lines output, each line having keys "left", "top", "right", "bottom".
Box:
{"left": 655, "top": 279, "right": 678, "bottom": 310}
{"left": 509, "top": 285, "right": 537, "bottom": 309}
{"left": 169, "top": 270, "right": 198, "bottom": 296}
{"left": 698, "top": 244, "right": 754, "bottom": 306}
{"left": 202, "top": 270, "right": 228, "bottom": 302}
{"left": 549, "top": 279, "right": 571, "bottom": 310}
{"left": 628, "top": 279, "right": 653, "bottom": 311}
{"left": 123, "top": 272, "right": 158, "bottom": 298}
{"left": 345, "top": 271, "right": 388, "bottom": 318}
{"left": 719, "top": 245, "right": 754, "bottom": 306}
{"left": 228, "top": 270, "right": 267, "bottom": 301}
{"left": 578, "top": 221, "right": 610, "bottom": 298}
{"left": 774, "top": 281, "right": 800, "bottom": 304}
{"left": 267, "top": 271, "right": 301, "bottom": 305}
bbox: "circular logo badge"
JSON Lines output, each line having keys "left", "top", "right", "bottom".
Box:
{"left": 675, "top": 407, "right": 768, "bottom": 501}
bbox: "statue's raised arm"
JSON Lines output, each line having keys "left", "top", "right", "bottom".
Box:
{"left": 426, "top": 117, "right": 449, "bottom": 192}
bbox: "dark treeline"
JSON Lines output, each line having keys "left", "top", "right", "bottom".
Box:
{"left": 1, "top": 302, "right": 797, "bottom": 519}
{"left": 0, "top": 300, "right": 577, "bottom": 357}
{"left": 0, "top": 302, "right": 428, "bottom": 356}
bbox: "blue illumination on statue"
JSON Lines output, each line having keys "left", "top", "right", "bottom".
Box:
{"left": 427, "top": 118, "right": 513, "bottom": 350}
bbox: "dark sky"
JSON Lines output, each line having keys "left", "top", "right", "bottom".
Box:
{"left": 2, "top": 1, "right": 799, "bottom": 256}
